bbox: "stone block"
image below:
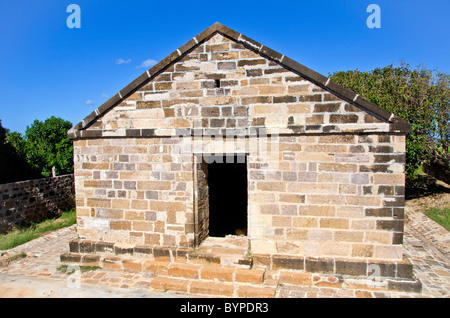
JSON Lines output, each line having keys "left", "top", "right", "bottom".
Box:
{"left": 335, "top": 260, "right": 367, "bottom": 276}
{"left": 153, "top": 247, "right": 172, "bottom": 261}
{"left": 81, "top": 254, "right": 101, "bottom": 267}
{"left": 374, "top": 245, "right": 403, "bottom": 260}
{"left": 69, "top": 240, "right": 80, "bottom": 253}
{"left": 368, "top": 260, "right": 396, "bottom": 278}
{"left": 60, "top": 253, "right": 81, "bottom": 264}
{"left": 200, "top": 265, "right": 234, "bottom": 282}
{"left": 352, "top": 244, "right": 374, "bottom": 258}
{"left": 329, "top": 114, "right": 359, "bottom": 124}
{"left": 272, "top": 255, "right": 304, "bottom": 270}
{"left": 122, "top": 259, "right": 143, "bottom": 272}
{"left": 272, "top": 216, "right": 292, "bottom": 227}
{"left": 387, "top": 279, "right": 422, "bottom": 293}
{"left": 396, "top": 262, "right": 414, "bottom": 279}
{"left": 260, "top": 204, "right": 280, "bottom": 215}
{"left": 373, "top": 174, "right": 405, "bottom": 185}
{"left": 252, "top": 254, "right": 271, "bottom": 267}
{"left": 188, "top": 252, "right": 221, "bottom": 265}
{"left": 168, "top": 263, "right": 201, "bottom": 279}
{"left": 313, "top": 103, "right": 340, "bottom": 112}
{"left": 236, "top": 285, "right": 276, "bottom": 298}
{"left": 319, "top": 163, "right": 357, "bottom": 173}
{"left": 189, "top": 280, "right": 234, "bottom": 297}
{"left": 335, "top": 231, "right": 364, "bottom": 242}
{"left": 319, "top": 218, "right": 349, "bottom": 229}
{"left": 133, "top": 245, "right": 154, "bottom": 256}
{"left": 150, "top": 276, "right": 189, "bottom": 293}
{"left": 142, "top": 260, "right": 170, "bottom": 275}
{"left": 279, "top": 271, "right": 312, "bottom": 285}
{"left": 305, "top": 257, "right": 334, "bottom": 274}
{"left": 136, "top": 101, "right": 161, "bottom": 109}
{"left": 279, "top": 194, "right": 305, "bottom": 203}
{"left": 298, "top": 205, "right": 335, "bottom": 217}
{"left": 110, "top": 220, "right": 131, "bottom": 231}
{"left": 365, "top": 208, "right": 393, "bottom": 217}
{"left": 103, "top": 257, "right": 122, "bottom": 270}
{"left": 235, "top": 268, "right": 265, "bottom": 283}
{"left": 376, "top": 220, "right": 403, "bottom": 232}
{"left": 256, "top": 182, "right": 285, "bottom": 192}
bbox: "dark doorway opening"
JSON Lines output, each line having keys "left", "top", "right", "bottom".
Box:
{"left": 207, "top": 154, "right": 247, "bottom": 237}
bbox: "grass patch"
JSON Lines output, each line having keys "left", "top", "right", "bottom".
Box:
{"left": 57, "top": 264, "right": 101, "bottom": 274}
{"left": 0, "top": 209, "right": 76, "bottom": 251}
{"left": 425, "top": 206, "right": 450, "bottom": 231}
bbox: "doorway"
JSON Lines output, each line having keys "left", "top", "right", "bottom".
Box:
{"left": 207, "top": 154, "right": 248, "bottom": 237}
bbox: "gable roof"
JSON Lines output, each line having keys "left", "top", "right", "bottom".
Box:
{"left": 68, "top": 22, "right": 411, "bottom": 138}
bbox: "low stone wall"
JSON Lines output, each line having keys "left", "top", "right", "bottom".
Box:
{"left": 0, "top": 174, "right": 75, "bottom": 234}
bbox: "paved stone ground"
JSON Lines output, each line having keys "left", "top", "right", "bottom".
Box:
{"left": 0, "top": 226, "right": 187, "bottom": 298}
{"left": 402, "top": 195, "right": 450, "bottom": 297}
{"left": 0, "top": 273, "right": 184, "bottom": 298}
{"left": 0, "top": 205, "right": 449, "bottom": 298}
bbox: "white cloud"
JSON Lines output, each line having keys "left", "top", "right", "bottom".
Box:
{"left": 115, "top": 58, "right": 132, "bottom": 65}
{"left": 136, "top": 59, "right": 158, "bottom": 68}
{"left": 85, "top": 99, "right": 95, "bottom": 105}
{"left": 101, "top": 93, "right": 109, "bottom": 98}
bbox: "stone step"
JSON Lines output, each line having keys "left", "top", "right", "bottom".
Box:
{"left": 67, "top": 239, "right": 252, "bottom": 268}
{"left": 68, "top": 240, "right": 417, "bottom": 280}
{"left": 149, "top": 276, "right": 277, "bottom": 298}
{"left": 60, "top": 252, "right": 422, "bottom": 296}
{"left": 61, "top": 252, "right": 263, "bottom": 283}
{"left": 60, "top": 252, "right": 275, "bottom": 297}
{"left": 186, "top": 250, "right": 252, "bottom": 268}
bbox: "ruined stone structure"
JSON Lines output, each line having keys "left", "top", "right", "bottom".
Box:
{"left": 62, "top": 23, "right": 420, "bottom": 295}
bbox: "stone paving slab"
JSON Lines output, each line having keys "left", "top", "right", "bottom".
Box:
{"left": 406, "top": 206, "right": 450, "bottom": 260}
{"left": 0, "top": 273, "right": 184, "bottom": 298}
{"left": 1, "top": 210, "right": 449, "bottom": 298}
{"left": 403, "top": 230, "right": 450, "bottom": 297}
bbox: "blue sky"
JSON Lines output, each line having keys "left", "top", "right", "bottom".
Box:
{"left": 1, "top": 0, "right": 449, "bottom": 134}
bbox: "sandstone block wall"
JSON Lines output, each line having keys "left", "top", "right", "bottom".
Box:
{"left": 74, "top": 138, "right": 195, "bottom": 247}
{"left": 0, "top": 174, "right": 75, "bottom": 233}
{"left": 74, "top": 133, "right": 405, "bottom": 261}
{"left": 248, "top": 134, "right": 406, "bottom": 260}
{"left": 72, "top": 32, "right": 407, "bottom": 261}
{"left": 80, "top": 33, "right": 391, "bottom": 139}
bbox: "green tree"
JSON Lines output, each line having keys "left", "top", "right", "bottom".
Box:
{"left": 7, "top": 131, "right": 27, "bottom": 157}
{"left": 19, "top": 116, "right": 74, "bottom": 177}
{"left": 329, "top": 63, "right": 450, "bottom": 180}
{"left": 0, "top": 120, "right": 41, "bottom": 184}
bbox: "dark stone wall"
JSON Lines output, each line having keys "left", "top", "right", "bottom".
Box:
{"left": 0, "top": 174, "right": 75, "bottom": 234}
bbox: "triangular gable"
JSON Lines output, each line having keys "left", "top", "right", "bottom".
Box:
{"left": 68, "top": 22, "right": 411, "bottom": 139}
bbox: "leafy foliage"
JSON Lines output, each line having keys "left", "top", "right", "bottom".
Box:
{"left": 0, "top": 121, "right": 41, "bottom": 184}
{"left": 17, "top": 117, "right": 74, "bottom": 177}
{"left": 330, "top": 63, "right": 450, "bottom": 180}
{"left": 0, "top": 117, "right": 74, "bottom": 183}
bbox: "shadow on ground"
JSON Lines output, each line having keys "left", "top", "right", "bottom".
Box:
{"left": 406, "top": 174, "right": 450, "bottom": 200}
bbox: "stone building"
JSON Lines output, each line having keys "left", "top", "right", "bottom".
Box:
{"left": 63, "top": 23, "right": 419, "bottom": 294}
